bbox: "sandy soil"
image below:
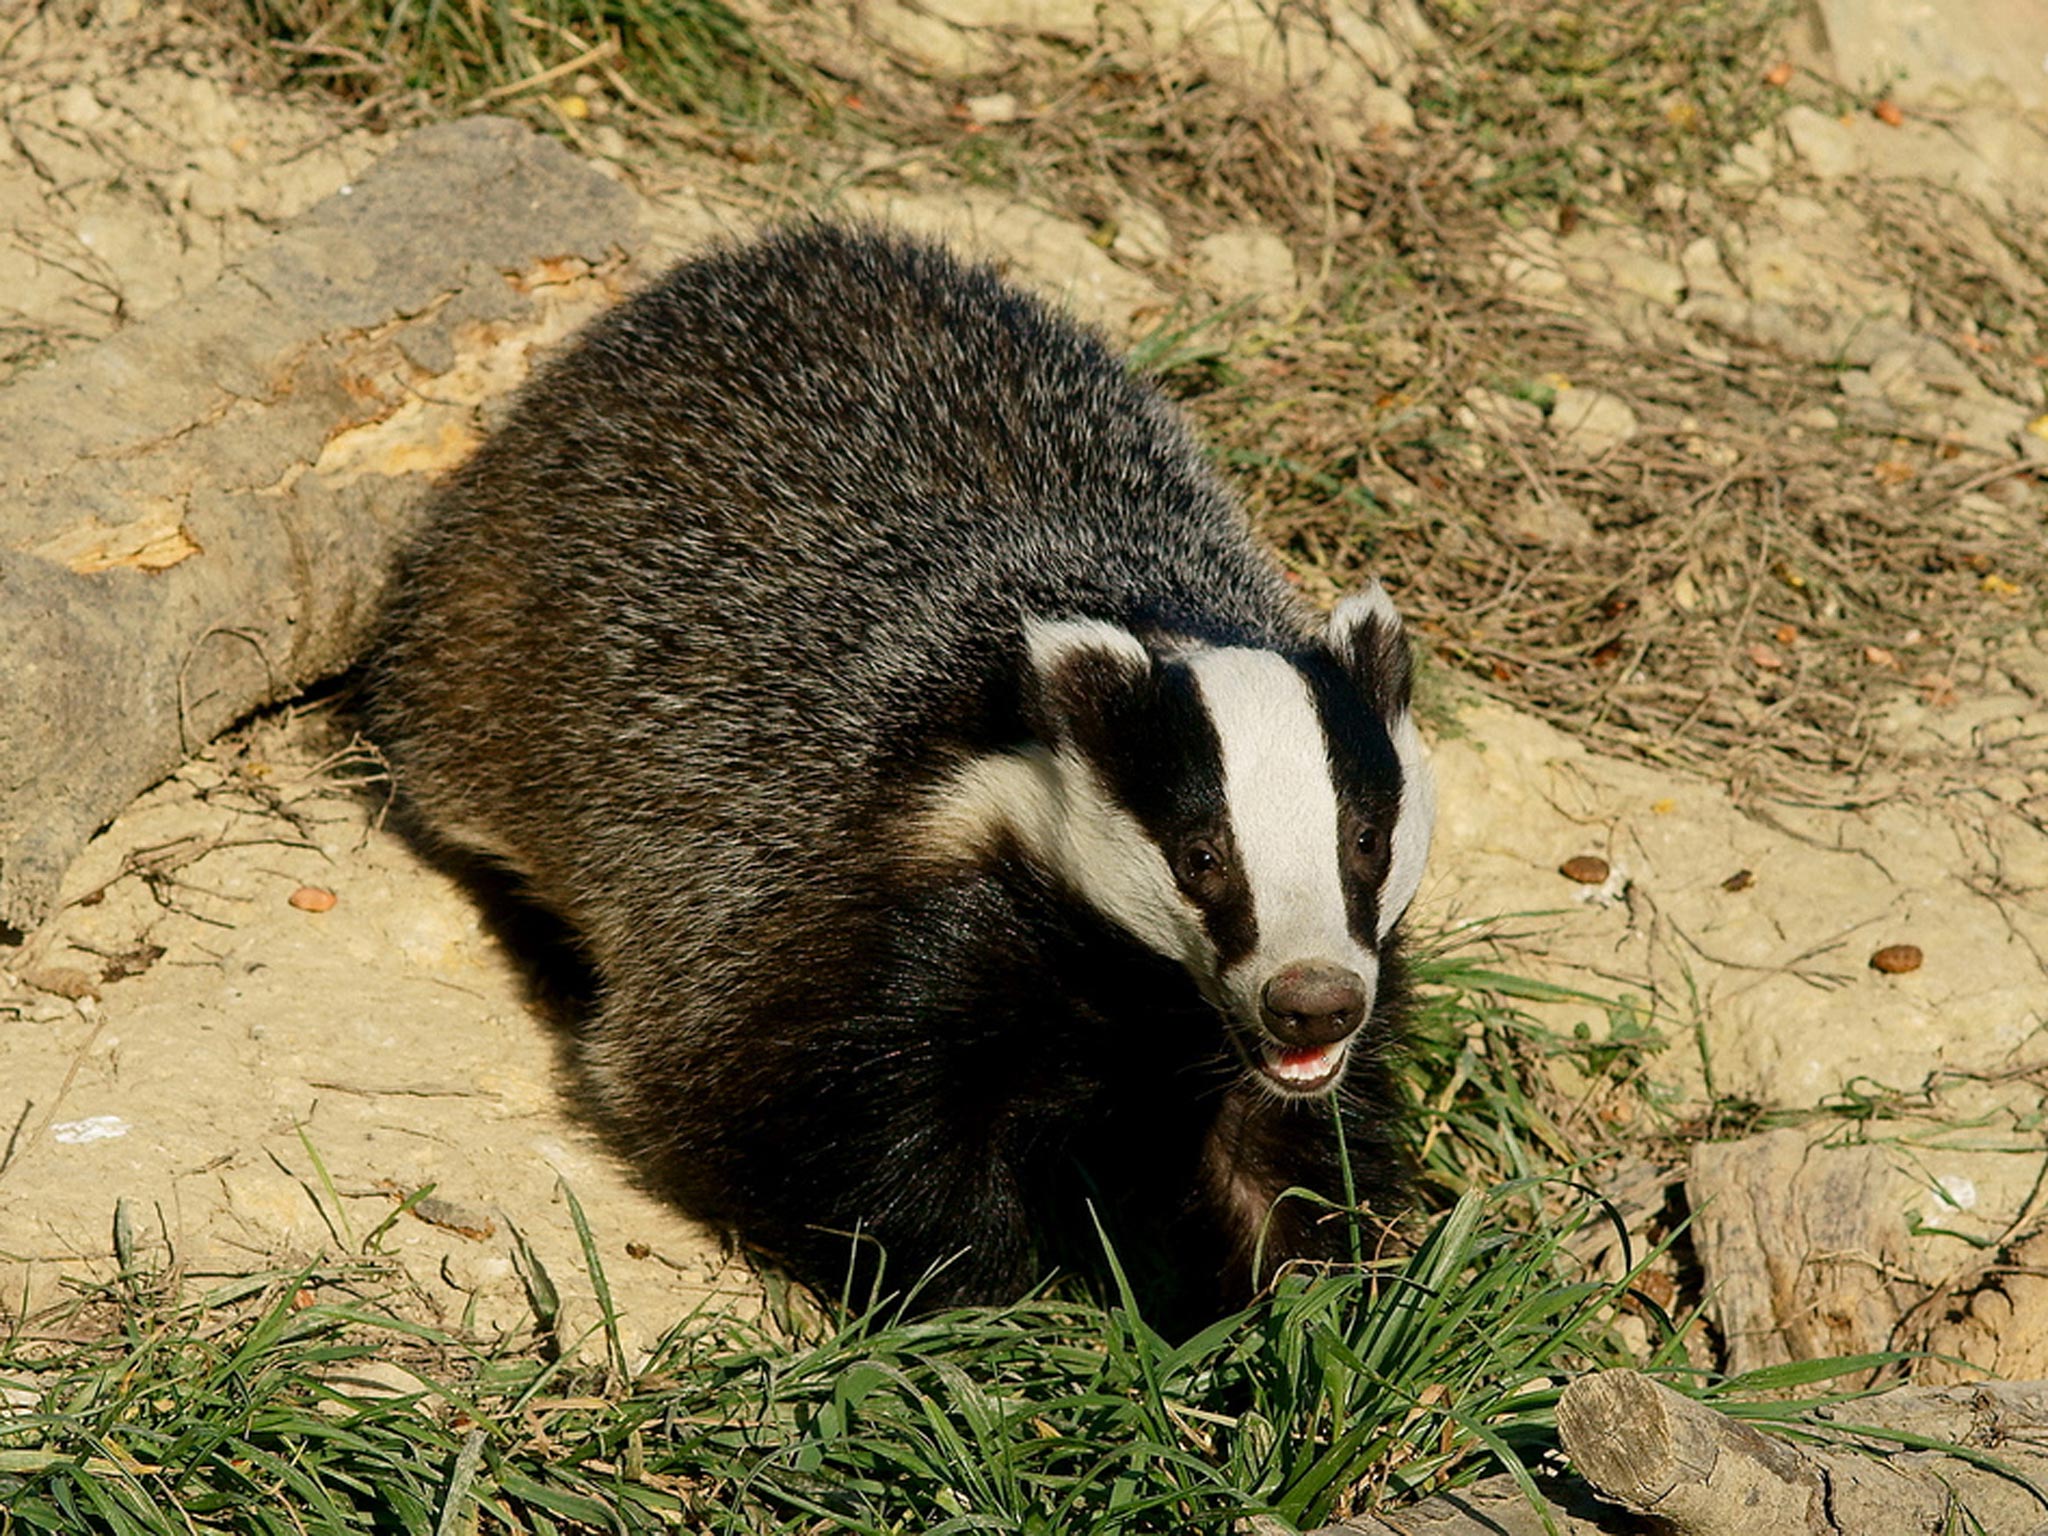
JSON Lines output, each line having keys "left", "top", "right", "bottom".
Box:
{"left": 3, "top": 0, "right": 2045, "bottom": 1367}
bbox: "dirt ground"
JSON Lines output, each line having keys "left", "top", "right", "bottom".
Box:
{"left": 3, "top": 0, "right": 2046, "bottom": 1372}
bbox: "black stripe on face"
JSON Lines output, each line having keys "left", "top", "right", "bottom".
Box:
{"left": 1297, "top": 650, "right": 1405, "bottom": 946}
{"left": 1067, "top": 660, "right": 1259, "bottom": 969}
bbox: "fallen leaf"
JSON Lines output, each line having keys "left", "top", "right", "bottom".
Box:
{"left": 1651, "top": 798, "right": 1677, "bottom": 816}
{"left": 1983, "top": 573, "right": 2023, "bottom": 597}
{"left": 1872, "top": 458, "right": 1916, "bottom": 486}
{"left": 1746, "top": 643, "right": 1783, "bottom": 671}
{"left": 1863, "top": 645, "right": 1898, "bottom": 668}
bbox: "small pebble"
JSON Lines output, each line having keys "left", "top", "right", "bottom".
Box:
{"left": 1559, "top": 855, "right": 1611, "bottom": 885}
{"left": 288, "top": 885, "right": 337, "bottom": 913}
{"left": 1870, "top": 944, "right": 1922, "bottom": 974}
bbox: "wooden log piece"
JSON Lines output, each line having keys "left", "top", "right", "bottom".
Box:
{"left": 1558, "top": 1369, "right": 1826, "bottom": 1534}
{"left": 0, "top": 115, "right": 642, "bottom": 934}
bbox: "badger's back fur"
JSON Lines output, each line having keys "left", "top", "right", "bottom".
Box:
{"left": 370, "top": 224, "right": 1435, "bottom": 1316}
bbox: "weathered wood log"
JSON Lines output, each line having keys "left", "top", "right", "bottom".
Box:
{"left": 0, "top": 116, "right": 642, "bottom": 934}
{"left": 1312, "top": 1373, "right": 2048, "bottom": 1535}
{"left": 1559, "top": 1369, "right": 1827, "bottom": 1534}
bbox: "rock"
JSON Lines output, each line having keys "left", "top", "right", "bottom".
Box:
{"left": 1107, "top": 198, "right": 1173, "bottom": 264}
{"left": 963, "top": 91, "right": 1021, "bottom": 125}
{"left": 1121, "top": 0, "right": 1432, "bottom": 149}
{"left": 1812, "top": 0, "right": 2048, "bottom": 111}
{"left": 1358, "top": 84, "right": 1416, "bottom": 137}
{"left": 1187, "top": 227, "right": 1300, "bottom": 316}
{"left": 845, "top": 186, "right": 1168, "bottom": 336}
{"left": 923, "top": 0, "right": 1099, "bottom": 40}
{"left": 1491, "top": 225, "right": 1568, "bottom": 298}
{"left": 1677, "top": 235, "right": 1738, "bottom": 299}
{"left": 1922, "top": 1229, "right": 2048, "bottom": 1383}
{"left": 859, "top": 0, "right": 1007, "bottom": 74}
{"left": 1558, "top": 229, "right": 1685, "bottom": 308}
{"left": 1780, "top": 103, "right": 1863, "bottom": 178}
{"left": 53, "top": 82, "right": 105, "bottom": 129}
{"left": 1548, "top": 387, "right": 1638, "bottom": 456}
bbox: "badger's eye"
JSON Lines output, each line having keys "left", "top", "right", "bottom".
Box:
{"left": 1353, "top": 824, "right": 1389, "bottom": 869}
{"left": 1175, "top": 840, "right": 1229, "bottom": 897}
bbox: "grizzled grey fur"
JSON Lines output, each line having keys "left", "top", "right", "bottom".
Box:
{"left": 369, "top": 223, "right": 1422, "bottom": 1318}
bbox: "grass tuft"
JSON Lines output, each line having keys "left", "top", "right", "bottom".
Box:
{"left": 195, "top": 0, "right": 819, "bottom": 127}
{"left": 0, "top": 1179, "right": 1692, "bottom": 1534}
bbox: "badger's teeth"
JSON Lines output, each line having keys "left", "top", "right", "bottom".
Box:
{"left": 1261, "top": 1040, "right": 1348, "bottom": 1085}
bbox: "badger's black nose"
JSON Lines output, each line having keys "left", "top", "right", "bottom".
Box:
{"left": 1260, "top": 962, "right": 1368, "bottom": 1047}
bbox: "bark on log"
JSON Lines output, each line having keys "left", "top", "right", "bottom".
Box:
{"left": 0, "top": 116, "right": 641, "bottom": 934}
{"left": 1314, "top": 1373, "right": 2048, "bottom": 1535}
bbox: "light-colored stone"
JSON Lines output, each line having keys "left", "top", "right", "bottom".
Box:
{"left": 842, "top": 185, "right": 1168, "bottom": 336}
{"left": 1677, "top": 235, "right": 1739, "bottom": 299}
{"left": 964, "top": 91, "right": 1021, "bottom": 125}
{"left": 1108, "top": 198, "right": 1174, "bottom": 264}
{"left": 859, "top": 0, "right": 1007, "bottom": 74}
{"left": 1779, "top": 103, "right": 1863, "bottom": 179}
{"left": 925, "top": 0, "right": 1101, "bottom": 39}
{"left": 1358, "top": 84, "right": 1416, "bottom": 136}
{"left": 1117, "top": 0, "right": 1431, "bottom": 148}
{"left": 1813, "top": 0, "right": 2048, "bottom": 111}
{"left": 1491, "top": 225, "right": 1568, "bottom": 298}
{"left": 1558, "top": 226, "right": 1685, "bottom": 309}
{"left": 1187, "top": 226, "right": 1300, "bottom": 316}
{"left": 1548, "top": 387, "right": 1638, "bottom": 456}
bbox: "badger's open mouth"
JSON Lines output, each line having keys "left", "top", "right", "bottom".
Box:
{"left": 1255, "top": 1037, "right": 1350, "bottom": 1095}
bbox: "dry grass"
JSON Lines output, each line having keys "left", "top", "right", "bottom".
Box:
{"left": 195, "top": 0, "right": 2047, "bottom": 806}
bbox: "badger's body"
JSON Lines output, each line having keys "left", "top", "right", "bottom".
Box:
{"left": 370, "top": 224, "right": 1435, "bottom": 1315}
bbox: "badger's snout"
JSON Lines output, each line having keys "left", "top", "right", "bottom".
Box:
{"left": 1260, "top": 961, "right": 1367, "bottom": 1047}
{"left": 1248, "top": 960, "right": 1372, "bottom": 1095}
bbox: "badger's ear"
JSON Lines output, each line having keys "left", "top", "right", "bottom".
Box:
{"left": 1325, "top": 582, "right": 1414, "bottom": 721}
{"left": 1022, "top": 617, "right": 1153, "bottom": 749}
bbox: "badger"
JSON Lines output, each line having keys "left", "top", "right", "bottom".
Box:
{"left": 368, "top": 223, "right": 1435, "bottom": 1318}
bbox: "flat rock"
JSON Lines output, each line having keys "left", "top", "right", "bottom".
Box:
{"left": 1547, "top": 386, "right": 1638, "bottom": 456}
{"left": 1188, "top": 226, "right": 1302, "bottom": 316}
{"left": 1813, "top": 0, "right": 2048, "bottom": 110}
{"left": 842, "top": 185, "right": 1168, "bottom": 336}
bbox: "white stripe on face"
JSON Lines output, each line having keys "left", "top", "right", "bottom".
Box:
{"left": 915, "top": 744, "right": 1216, "bottom": 975}
{"left": 1380, "top": 708, "right": 1434, "bottom": 939}
{"left": 1187, "top": 647, "right": 1379, "bottom": 1018}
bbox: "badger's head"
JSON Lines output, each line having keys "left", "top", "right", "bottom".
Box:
{"left": 922, "top": 585, "right": 1434, "bottom": 1098}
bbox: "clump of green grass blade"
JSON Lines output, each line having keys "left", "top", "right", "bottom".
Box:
{"left": 0, "top": 1180, "right": 1688, "bottom": 1535}
{"left": 199, "top": 0, "right": 817, "bottom": 124}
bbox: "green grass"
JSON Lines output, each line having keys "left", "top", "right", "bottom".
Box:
{"left": 0, "top": 921, "right": 1807, "bottom": 1535}
{"left": 200, "top": 0, "right": 819, "bottom": 125}
{"left": 0, "top": 1178, "right": 1689, "bottom": 1534}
